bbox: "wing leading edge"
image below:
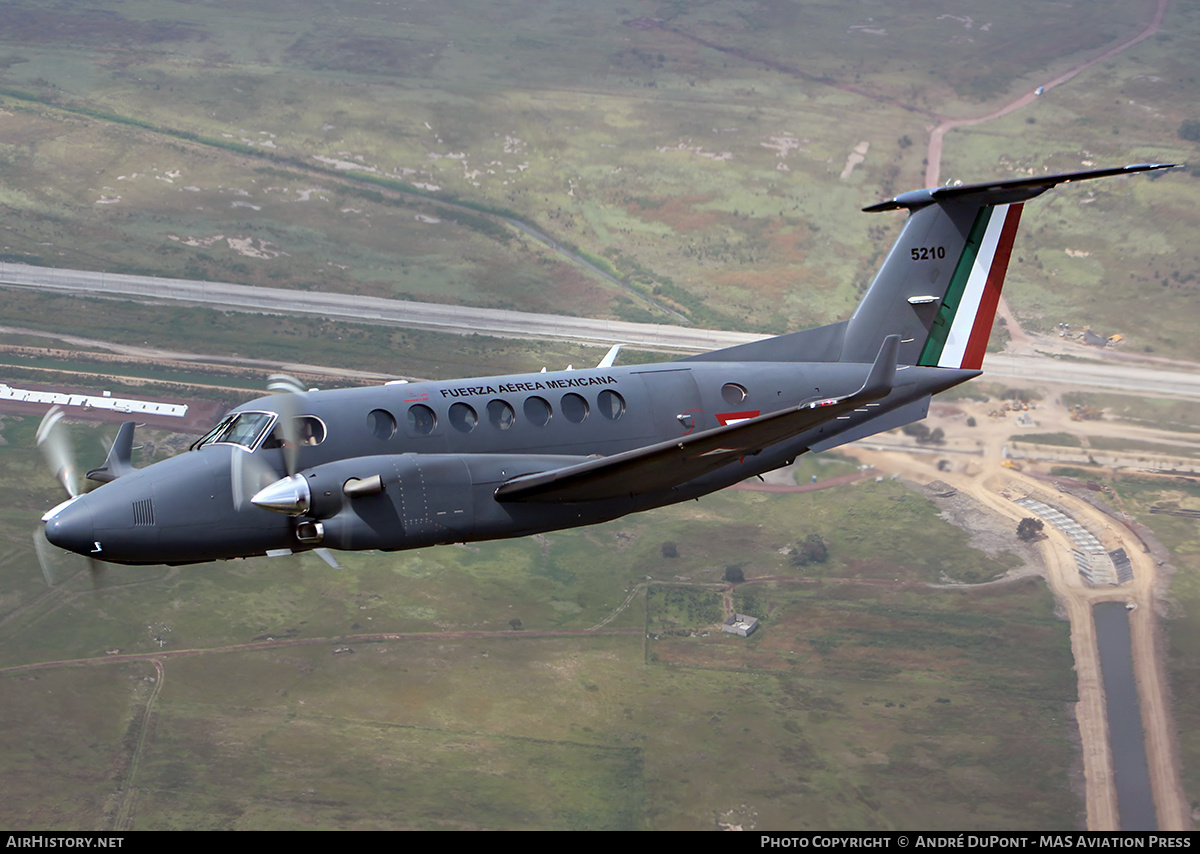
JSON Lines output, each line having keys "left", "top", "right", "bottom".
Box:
{"left": 495, "top": 336, "right": 900, "bottom": 504}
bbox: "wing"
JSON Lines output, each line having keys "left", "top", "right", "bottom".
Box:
{"left": 495, "top": 336, "right": 899, "bottom": 503}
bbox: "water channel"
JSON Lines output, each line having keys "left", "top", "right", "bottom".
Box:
{"left": 1092, "top": 602, "right": 1156, "bottom": 830}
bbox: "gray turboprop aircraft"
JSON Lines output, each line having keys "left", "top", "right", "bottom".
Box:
{"left": 40, "top": 163, "right": 1173, "bottom": 567}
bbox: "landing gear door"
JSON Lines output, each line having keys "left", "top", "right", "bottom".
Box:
{"left": 634, "top": 368, "right": 704, "bottom": 436}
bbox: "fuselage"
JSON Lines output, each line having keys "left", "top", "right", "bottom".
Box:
{"left": 224, "top": 359, "right": 865, "bottom": 463}
{"left": 42, "top": 356, "right": 941, "bottom": 565}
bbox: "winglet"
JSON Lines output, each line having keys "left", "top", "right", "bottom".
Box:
{"left": 798, "top": 333, "right": 897, "bottom": 414}
{"left": 86, "top": 421, "right": 139, "bottom": 484}
{"left": 859, "top": 334, "right": 899, "bottom": 400}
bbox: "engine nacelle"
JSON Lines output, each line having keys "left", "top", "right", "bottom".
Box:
{"left": 255, "top": 453, "right": 592, "bottom": 552}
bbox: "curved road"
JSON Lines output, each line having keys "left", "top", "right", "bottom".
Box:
{"left": 925, "top": 0, "right": 1170, "bottom": 186}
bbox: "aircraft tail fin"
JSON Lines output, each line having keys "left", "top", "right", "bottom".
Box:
{"left": 839, "top": 163, "right": 1175, "bottom": 368}
{"left": 842, "top": 199, "right": 1025, "bottom": 371}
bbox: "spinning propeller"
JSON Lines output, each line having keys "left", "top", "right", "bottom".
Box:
{"left": 267, "top": 373, "right": 307, "bottom": 476}
{"left": 231, "top": 375, "right": 341, "bottom": 568}
{"left": 36, "top": 406, "right": 80, "bottom": 500}
{"left": 229, "top": 373, "right": 307, "bottom": 511}
{"left": 35, "top": 406, "right": 106, "bottom": 585}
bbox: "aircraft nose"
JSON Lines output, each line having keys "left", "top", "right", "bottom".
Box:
{"left": 43, "top": 497, "right": 97, "bottom": 557}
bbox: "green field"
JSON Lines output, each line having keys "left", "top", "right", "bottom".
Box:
{"left": 648, "top": 580, "right": 1076, "bottom": 829}
{"left": 0, "top": 288, "right": 635, "bottom": 386}
{"left": 0, "top": 409, "right": 1078, "bottom": 830}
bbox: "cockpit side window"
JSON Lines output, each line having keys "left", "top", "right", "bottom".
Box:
{"left": 192, "top": 415, "right": 233, "bottom": 450}
{"left": 261, "top": 415, "right": 326, "bottom": 449}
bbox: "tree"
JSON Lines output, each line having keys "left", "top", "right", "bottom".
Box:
{"left": 902, "top": 423, "right": 944, "bottom": 444}
{"left": 661, "top": 542, "right": 678, "bottom": 558}
{"left": 1179, "top": 119, "right": 1200, "bottom": 143}
{"left": 509, "top": 618, "right": 523, "bottom": 631}
{"left": 1017, "top": 517, "right": 1044, "bottom": 541}
{"left": 792, "top": 534, "right": 828, "bottom": 566}
{"left": 724, "top": 565, "right": 745, "bottom": 584}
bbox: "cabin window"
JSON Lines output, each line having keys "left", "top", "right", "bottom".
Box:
{"left": 561, "top": 393, "right": 589, "bottom": 423}
{"left": 523, "top": 396, "right": 552, "bottom": 427}
{"left": 298, "top": 416, "right": 326, "bottom": 445}
{"left": 721, "top": 383, "right": 748, "bottom": 405}
{"left": 407, "top": 404, "right": 437, "bottom": 435}
{"left": 597, "top": 389, "right": 626, "bottom": 421}
{"left": 487, "top": 399, "right": 515, "bottom": 431}
{"left": 368, "top": 408, "right": 397, "bottom": 440}
{"left": 449, "top": 402, "right": 478, "bottom": 433}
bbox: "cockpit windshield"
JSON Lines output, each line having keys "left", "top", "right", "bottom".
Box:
{"left": 192, "top": 411, "right": 277, "bottom": 451}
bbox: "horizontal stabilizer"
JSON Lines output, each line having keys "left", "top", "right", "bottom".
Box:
{"left": 810, "top": 396, "right": 930, "bottom": 453}
{"left": 86, "top": 421, "right": 139, "bottom": 484}
{"left": 864, "top": 163, "right": 1177, "bottom": 212}
{"left": 495, "top": 336, "right": 899, "bottom": 503}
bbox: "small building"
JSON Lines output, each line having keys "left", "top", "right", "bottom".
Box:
{"left": 722, "top": 613, "right": 759, "bottom": 638}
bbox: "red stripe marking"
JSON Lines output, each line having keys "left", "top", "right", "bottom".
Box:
{"left": 716, "top": 410, "right": 760, "bottom": 426}
{"left": 961, "top": 204, "right": 1023, "bottom": 370}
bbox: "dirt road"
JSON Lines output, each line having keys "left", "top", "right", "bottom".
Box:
{"left": 842, "top": 392, "right": 1190, "bottom": 830}
{"left": 924, "top": 0, "right": 1169, "bottom": 187}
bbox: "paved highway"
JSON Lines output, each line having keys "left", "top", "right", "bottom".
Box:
{"left": 4, "top": 261, "right": 1200, "bottom": 401}
{"left": 979, "top": 353, "right": 1200, "bottom": 402}
{"left": 0, "top": 262, "right": 749, "bottom": 352}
